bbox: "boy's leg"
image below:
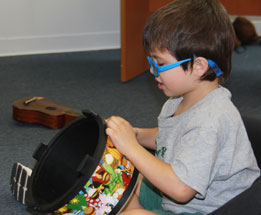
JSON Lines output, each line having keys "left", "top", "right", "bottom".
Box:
{"left": 123, "top": 176, "right": 168, "bottom": 215}
{"left": 122, "top": 175, "right": 144, "bottom": 211}
{"left": 10, "top": 162, "right": 32, "bottom": 205}
{"left": 121, "top": 175, "right": 159, "bottom": 214}
{"left": 121, "top": 208, "right": 159, "bottom": 215}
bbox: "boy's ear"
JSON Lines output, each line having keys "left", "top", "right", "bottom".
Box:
{"left": 192, "top": 57, "right": 209, "bottom": 77}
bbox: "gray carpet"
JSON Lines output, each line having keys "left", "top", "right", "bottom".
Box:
{"left": 0, "top": 45, "right": 260, "bottom": 214}
{"left": 226, "top": 45, "right": 261, "bottom": 115}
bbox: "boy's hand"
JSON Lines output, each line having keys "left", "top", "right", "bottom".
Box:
{"left": 105, "top": 116, "right": 139, "bottom": 156}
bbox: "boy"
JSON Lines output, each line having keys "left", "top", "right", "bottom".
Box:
{"left": 105, "top": 0, "right": 260, "bottom": 214}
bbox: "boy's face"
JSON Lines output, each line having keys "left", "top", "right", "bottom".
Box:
{"left": 149, "top": 49, "right": 199, "bottom": 98}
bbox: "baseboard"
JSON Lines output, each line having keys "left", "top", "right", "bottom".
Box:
{"left": 0, "top": 31, "right": 120, "bottom": 57}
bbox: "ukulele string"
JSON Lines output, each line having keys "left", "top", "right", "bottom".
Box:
{"left": 24, "top": 97, "right": 44, "bottom": 105}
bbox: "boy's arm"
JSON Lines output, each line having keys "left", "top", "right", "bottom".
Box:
{"left": 134, "top": 127, "right": 158, "bottom": 150}
{"left": 106, "top": 116, "right": 196, "bottom": 203}
{"left": 128, "top": 143, "right": 196, "bottom": 203}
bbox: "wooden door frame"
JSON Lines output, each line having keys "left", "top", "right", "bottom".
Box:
{"left": 120, "top": 0, "right": 150, "bottom": 82}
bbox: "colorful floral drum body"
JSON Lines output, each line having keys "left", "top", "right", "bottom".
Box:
{"left": 27, "top": 110, "right": 139, "bottom": 215}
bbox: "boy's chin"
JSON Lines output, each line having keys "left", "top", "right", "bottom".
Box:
{"left": 162, "top": 90, "right": 176, "bottom": 97}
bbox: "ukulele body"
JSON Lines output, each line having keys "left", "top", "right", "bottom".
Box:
{"left": 13, "top": 97, "right": 79, "bottom": 129}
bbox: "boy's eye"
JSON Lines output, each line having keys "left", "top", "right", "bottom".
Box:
{"left": 158, "top": 63, "right": 164, "bottom": 66}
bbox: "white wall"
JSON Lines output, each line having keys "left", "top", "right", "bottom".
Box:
{"left": 1, "top": 1, "right": 260, "bottom": 57}
{"left": 0, "top": 0, "right": 120, "bottom": 56}
{"left": 249, "top": 16, "right": 261, "bottom": 35}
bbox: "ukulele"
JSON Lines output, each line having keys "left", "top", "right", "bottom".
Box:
{"left": 13, "top": 97, "right": 82, "bottom": 129}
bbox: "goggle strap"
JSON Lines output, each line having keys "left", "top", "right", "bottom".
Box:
{"left": 207, "top": 59, "right": 224, "bottom": 77}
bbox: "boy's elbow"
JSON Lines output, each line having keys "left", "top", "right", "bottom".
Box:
{"left": 169, "top": 185, "right": 196, "bottom": 203}
{"left": 174, "top": 192, "right": 195, "bottom": 203}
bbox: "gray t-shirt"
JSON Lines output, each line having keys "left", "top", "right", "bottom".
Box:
{"left": 156, "top": 86, "right": 260, "bottom": 214}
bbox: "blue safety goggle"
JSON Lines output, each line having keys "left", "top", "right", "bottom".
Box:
{"left": 147, "top": 56, "right": 223, "bottom": 77}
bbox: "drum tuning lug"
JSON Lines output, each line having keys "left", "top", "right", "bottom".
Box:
{"left": 32, "top": 143, "right": 47, "bottom": 161}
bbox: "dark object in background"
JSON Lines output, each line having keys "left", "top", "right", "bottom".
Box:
{"left": 233, "top": 16, "right": 259, "bottom": 48}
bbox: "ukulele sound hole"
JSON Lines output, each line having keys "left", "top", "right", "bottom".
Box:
{"left": 46, "top": 106, "right": 57, "bottom": 110}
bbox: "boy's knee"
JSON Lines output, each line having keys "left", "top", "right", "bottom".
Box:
{"left": 135, "top": 174, "right": 143, "bottom": 197}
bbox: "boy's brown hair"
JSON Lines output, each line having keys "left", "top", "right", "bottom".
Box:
{"left": 143, "top": 0, "right": 236, "bottom": 84}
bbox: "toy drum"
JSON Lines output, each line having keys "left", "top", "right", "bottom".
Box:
{"left": 26, "top": 110, "right": 139, "bottom": 215}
